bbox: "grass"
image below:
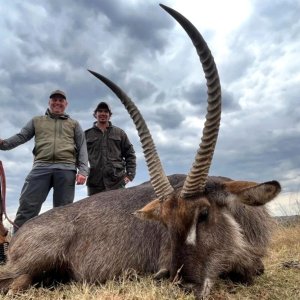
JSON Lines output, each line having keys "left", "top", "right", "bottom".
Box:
{"left": 0, "top": 220, "right": 299, "bottom": 300}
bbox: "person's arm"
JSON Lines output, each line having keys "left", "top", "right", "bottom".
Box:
{"left": 121, "top": 133, "right": 136, "bottom": 182}
{"left": 74, "top": 122, "right": 89, "bottom": 184}
{"left": 0, "top": 119, "right": 35, "bottom": 150}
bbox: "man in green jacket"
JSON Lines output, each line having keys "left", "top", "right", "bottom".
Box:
{"left": 0, "top": 90, "right": 89, "bottom": 232}
{"left": 85, "top": 102, "right": 136, "bottom": 196}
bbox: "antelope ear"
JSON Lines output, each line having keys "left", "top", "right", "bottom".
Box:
{"left": 133, "top": 199, "right": 162, "bottom": 221}
{"left": 224, "top": 180, "right": 281, "bottom": 205}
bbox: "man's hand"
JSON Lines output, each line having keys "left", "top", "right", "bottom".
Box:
{"left": 76, "top": 174, "right": 86, "bottom": 185}
{"left": 124, "top": 176, "right": 131, "bottom": 185}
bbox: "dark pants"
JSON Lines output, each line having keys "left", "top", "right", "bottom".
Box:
{"left": 14, "top": 168, "right": 76, "bottom": 232}
{"left": 87, "top": 181, "right": 125, "bottom": 196}
{"left": 87, "top": 186, "right": 105, "bottom": 196}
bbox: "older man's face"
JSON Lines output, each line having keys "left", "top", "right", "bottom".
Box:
{"left": 49, "top": 95, "right": 68, "bottom": 115}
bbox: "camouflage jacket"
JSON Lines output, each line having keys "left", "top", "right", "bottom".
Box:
{"left": 85, "top": 122, "right": 136, "bottom": 189}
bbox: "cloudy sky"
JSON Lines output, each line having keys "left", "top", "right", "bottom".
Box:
{"left": 0, "top": 0, "right": 299, "bottom": 221}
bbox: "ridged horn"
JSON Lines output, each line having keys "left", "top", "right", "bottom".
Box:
{"left": 88, "top": 70, "right": 174, "bottom": 199}
{"left": 160, "top": 4, "right": 222, "bottom": 198}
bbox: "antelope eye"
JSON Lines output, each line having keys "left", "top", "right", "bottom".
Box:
{"left": 198, "top": 208, "right": 209, "bottom": 223}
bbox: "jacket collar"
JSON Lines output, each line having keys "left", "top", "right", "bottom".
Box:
{"left": 93, "top": 121, "right": 112, "bottom": 129}
{"left": 46, "top": 108, "right": 69, "bottom": 120}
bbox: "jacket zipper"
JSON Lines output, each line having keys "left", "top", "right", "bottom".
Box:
{"left": 52, "top": 119, "right": 57, "bottom": 162}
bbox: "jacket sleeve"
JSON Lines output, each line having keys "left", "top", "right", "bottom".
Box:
{"left": 121, "top": 133, "right": 136, "bottom": 180}
{"left": 0, "top": 119, "right": 35, "bottom": 150}
{"left": 74, "top": 122, "right": 89, "bottom": 177}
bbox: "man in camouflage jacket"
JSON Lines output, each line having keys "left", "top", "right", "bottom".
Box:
{"left": 85, "top": 102, "right": 136, "bottom": 196}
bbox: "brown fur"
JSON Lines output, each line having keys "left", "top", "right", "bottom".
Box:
{"left": 0, "top": 174, "right": 280, "bottom": 298}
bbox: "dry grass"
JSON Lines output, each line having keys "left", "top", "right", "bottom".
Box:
{"left": 0, "top": 220, "right": 299, "bottom": 300}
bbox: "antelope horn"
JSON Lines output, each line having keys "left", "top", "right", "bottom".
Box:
{"left": 88, "top": 70, "right": 174, "bottom": 199}
{"left": 160, "top": 4, "right": 222, "bottom": 198}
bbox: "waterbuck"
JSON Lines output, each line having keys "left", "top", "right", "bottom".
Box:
{"left": 0, "top": 4, "right": 280, "bottom": 299}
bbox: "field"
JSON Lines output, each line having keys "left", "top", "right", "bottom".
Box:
{"left": 0, "top": 218, "right": 299, "bottom": 300}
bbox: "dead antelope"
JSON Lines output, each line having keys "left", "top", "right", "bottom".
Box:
{"left": 0, "top": 4, "right": 280, "bottom": 299}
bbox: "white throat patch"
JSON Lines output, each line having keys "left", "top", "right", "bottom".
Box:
{"left": 186, "top": 208, "right": 199, "bottom": 246}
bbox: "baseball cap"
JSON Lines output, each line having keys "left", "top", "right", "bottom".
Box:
{"left": 94, "top": 102, "right": 112, "bottom": 114}
{"left": 49, "top": 90, "right": 66, "bottom": 99}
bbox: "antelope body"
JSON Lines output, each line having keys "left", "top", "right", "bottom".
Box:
{"left": 0, "top": 4, "right": 281, "bottom": 299}
{"left": 0, "top": 174, "right": 280, "bottom": 298}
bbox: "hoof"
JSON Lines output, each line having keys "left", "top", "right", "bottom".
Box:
{"left": 9, "top": 274, "right": 32, "bottom": 294}
{"left": 153, "top": 268, "right": 170, "bottom": 280}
